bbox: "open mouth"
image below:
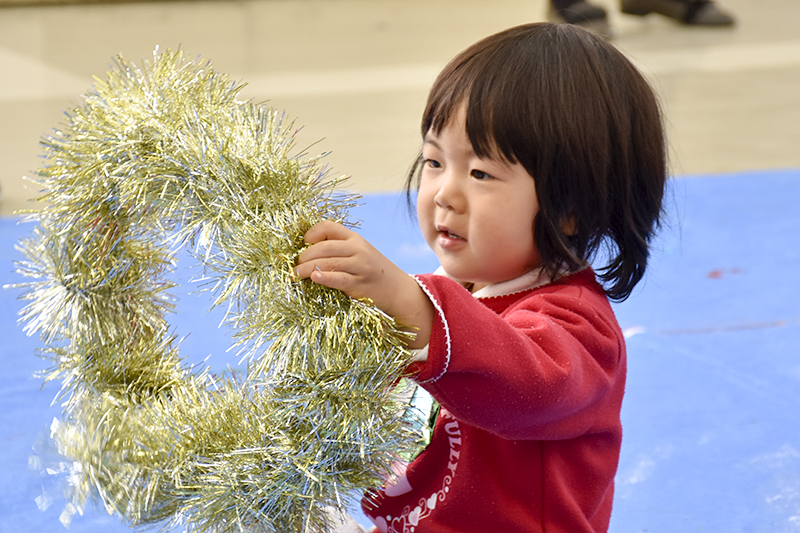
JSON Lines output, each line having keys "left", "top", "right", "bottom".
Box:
{"left": 437, "top": 225, "right": 464, "bottom": 240}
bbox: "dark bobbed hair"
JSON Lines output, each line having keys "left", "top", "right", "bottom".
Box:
{"left": 406, "top": 22, "right": 667, "bottom": 301}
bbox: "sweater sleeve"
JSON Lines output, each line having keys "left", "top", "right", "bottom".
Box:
{"left": 406, "top": 271, "right": 625, "bottom": 441}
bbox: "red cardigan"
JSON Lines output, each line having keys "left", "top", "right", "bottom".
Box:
{"left": 362, "top": 268, "right": 626, "bottom": 533}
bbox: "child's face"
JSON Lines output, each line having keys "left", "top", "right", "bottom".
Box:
{"left": 417, "top": 107, "right": 541, "bottom": 292}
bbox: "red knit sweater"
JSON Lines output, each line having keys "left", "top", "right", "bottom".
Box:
{"left": 362, "top": 268, "right": 626, "bottom": 533}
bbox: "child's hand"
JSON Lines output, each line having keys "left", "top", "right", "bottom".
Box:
{"left": 295, "top": 220, "right": 433, "bottom": 349}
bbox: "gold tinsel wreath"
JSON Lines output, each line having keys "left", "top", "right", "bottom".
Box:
{"left": 12, "top": 49, "right": 421, "bottom": 532}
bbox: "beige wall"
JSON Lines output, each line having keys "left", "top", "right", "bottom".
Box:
{"left": 1, "top": 0, "right": 799, "bottom": 215}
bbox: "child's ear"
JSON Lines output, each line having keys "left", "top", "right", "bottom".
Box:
{"left": 561, "top": 215, "right": 578, "bottom": 236}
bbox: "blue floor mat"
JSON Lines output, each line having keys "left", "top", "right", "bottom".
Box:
{"left": 1, "top": 168, "right": 798, "bottom": 532}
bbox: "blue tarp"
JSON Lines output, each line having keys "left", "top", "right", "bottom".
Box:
{"left": 2, "top": 168, "right": 798, "bottom": 532}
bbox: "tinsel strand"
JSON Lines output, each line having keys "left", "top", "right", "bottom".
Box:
{"left": 12, "top": 49, "right": 422, "bottom": 532}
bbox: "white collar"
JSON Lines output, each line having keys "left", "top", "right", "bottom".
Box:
{"left": 432, "top": 266, "right": 555, "bottom": 299}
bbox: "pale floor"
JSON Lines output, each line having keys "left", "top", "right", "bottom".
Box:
{"left": 1, "top": 0, "right": 799, "bottom": 216}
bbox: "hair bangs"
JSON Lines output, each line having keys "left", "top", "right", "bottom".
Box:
{"left": 421, "top": 36, "right": 528, "bottom": 164}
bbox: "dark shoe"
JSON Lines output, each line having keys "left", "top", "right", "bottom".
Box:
{"left": 621, "top": 0, "right": 735, "bottom": 26}
{"left": 549, "top": 0, "right": 613, "bottom": 38}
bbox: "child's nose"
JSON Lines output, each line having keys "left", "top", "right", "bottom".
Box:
{"left": 434, "top": 172, "right": 464, "bottom": 211}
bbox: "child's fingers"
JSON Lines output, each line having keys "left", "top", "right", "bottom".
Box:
{"left": 295, "top": 240, "right": 363, "bottom": 282}
{"left": 303, "top": 220, "right": 350, "bottom": 245}
{"left": 295, "top": 241, "right": 354, "bottom": 279}
{"left": 295, "top": 256, "right": 343, "bottom": 278}
{"left": 309, "top": 267, "right": 355, "bottom": 292}
{"left": 294, "top": 259, "right": 361, "bottom": 296}
{"left": 298, "top": 238, "right": 351, "bottom": 263}
{"left": 296, "top": 221, "right": 353, "bottom": 271}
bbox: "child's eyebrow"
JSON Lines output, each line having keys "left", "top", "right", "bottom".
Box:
{"left": 422, "top": 136, "right": 441, "bottom": 149}
{"left": 423, "top": 135, "right": 478, "bottom": 158}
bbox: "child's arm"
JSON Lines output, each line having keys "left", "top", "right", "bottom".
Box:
{"left": 295, "top": 220, "right": 434, "bottom": 350}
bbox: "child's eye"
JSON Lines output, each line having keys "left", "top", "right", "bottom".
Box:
{"left": 471, "top": 169, "right": 492, "bottom": 180}
{"left": 423, "top": 158, "right": 441, "bottom": 169}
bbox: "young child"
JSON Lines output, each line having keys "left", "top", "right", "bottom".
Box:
{"left": 295, "top": 22, "right": 666, "bottom": 533}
